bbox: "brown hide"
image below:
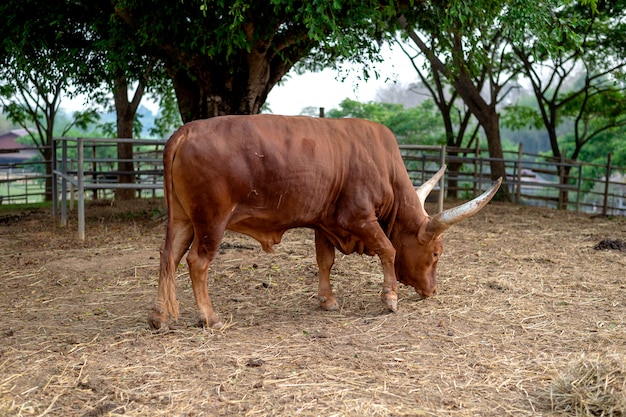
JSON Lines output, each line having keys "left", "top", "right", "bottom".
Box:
{"left": 150, "top": 115, "right": 462, "bottom": 329}
{"left": 170, "top": 115, "right": 416, "bottom": 250}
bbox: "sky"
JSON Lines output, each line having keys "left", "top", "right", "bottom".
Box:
{"left": 62, "top": 41, "right": 419, "bottom": 116}
{"left": 265, "top": 41, "right": 419, "bottom": 116}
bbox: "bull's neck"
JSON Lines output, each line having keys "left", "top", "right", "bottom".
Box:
{"left": 389, "top": 182, "right": 428, "bottom": 241}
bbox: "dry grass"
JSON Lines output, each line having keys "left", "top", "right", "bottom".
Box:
{"left": 541, "top": 352, "right": 626, "bottom": 416}
{"left": 0, "top": 199, "right": 625, "bottom": 416}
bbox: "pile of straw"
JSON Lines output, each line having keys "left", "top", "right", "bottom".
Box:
{"left": 543, "top": 352, "right": 626, "bottom": 416}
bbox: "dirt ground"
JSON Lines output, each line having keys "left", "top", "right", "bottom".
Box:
{"left": 1, "top": 199, "right": 625, "bottom": 416}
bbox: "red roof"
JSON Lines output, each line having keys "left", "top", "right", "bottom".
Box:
{"left": 0, "top": 129, "right": 32, "bottom": 150}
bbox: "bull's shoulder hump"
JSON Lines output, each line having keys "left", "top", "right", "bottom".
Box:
{"left": 171, "top": 115, "right": 398, "bottom": 153}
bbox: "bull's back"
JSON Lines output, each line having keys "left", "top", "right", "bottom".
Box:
{"left": 169, "top": 115, "right": 406, "bottom": 229}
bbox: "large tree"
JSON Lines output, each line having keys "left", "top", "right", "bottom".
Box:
{"left": 395, "top": 42, "right": 481, "bottom": 198}
{"left": 394, "top": 0, "right": 603, "bottom": 200}
{"left": 95, "top": 0, "right": 399, "bottom": 123}
{"left": 396, "top": 2, "right": 530, "bottom": 199}
{"left": 0, "top": 0, "right": 99, "bottom": 201}
{"left": 505, "top": 0, "right": 626, "bottom": 207}
{"left": 508, "top": 0, "right": 626, "bottom": 162}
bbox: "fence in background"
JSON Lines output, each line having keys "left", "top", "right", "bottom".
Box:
{"left": 0, "top": 138, "right": 624, "bottom": 239}
{"left": 399, "top": 144, "right": 625, "bottom": 216}
{"left": 0, "top": 147, "right": 48, "bottom": 204}
{"left": 52, "top": 137, "right": 166, "bottom": 239}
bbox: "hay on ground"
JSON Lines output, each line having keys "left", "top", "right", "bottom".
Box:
{"left": 542, "top": 352, "right": 626, "bottom": 416}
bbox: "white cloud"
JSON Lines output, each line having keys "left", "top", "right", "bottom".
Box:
{"left": 61, "top": 41, "right": 418, "bottom": 117}
{"left": 266, "top": 41, "right": 418, "bottom": 115}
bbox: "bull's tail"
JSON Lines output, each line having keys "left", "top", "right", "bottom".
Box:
{"left": 158, "top": 128, "right": 189, "bottom": 322}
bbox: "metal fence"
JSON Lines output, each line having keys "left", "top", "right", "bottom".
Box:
{"left": 0, "top": 148, "right": 48, "bottom": 205}
{"left": 0, "top": 137, "right": 624, "bottom": 239}
{"left": 51, "top": 137, "right": 167, "bottom": 239}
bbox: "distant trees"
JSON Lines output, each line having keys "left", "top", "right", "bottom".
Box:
{"left": 3, "top": 0, "right": 621, "bottom": 206}
{"left": 326, "top": 98, "right": 445, "bottom": 145}
{"left": 508, "top": 0, "right": 626, "bottom": 162}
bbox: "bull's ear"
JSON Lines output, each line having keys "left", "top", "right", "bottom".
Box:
{"left": 416, "top": 165, "right": 447, "bottom": 206}
{"left": 427, "top": 177, "right": 502, "bottom": 236}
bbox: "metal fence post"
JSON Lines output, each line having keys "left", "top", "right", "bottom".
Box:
{"left": 516, "top": 144, "right": 523, "bottom": 204}
{"left": 61, "top": 140, "right": 68, "bottom": 226}
{"left": 558, "top": 154, "right": 566, "bottom": 209}
{"left": 77, "top": 138, "right": 85, "bottom": 241}
{"left": 575, "top": 163, "right": 582, "bottom": 212}
{"left": 52, "top": 139, "right": 58, "bottom": 218}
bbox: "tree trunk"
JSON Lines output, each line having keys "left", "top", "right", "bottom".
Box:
{"left": 113, "top": 75, "right": 144, "bottom": 200}
{"left": 452, "top": 72, "right": 510, "bottom": 200}
{"left": 43, "top": 145, "right": 53, "bottom": 202}
{"left": 441, "top": 111, "right": 464, "bottom": 199}
{"left": 43, "top": 114, "right": 56, "bottom": 202}
{"left": 398, "top": 17, "right": 510, "bottom": 200}
{"left": 168, "top": 38, "right": 293, "bottom": 122}
{"left": 480, "top": 113, "right": 508, "bottom": 189}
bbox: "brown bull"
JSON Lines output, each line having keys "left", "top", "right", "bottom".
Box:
{"left": 149, "top": 115, "right": 501, "bottom": 329}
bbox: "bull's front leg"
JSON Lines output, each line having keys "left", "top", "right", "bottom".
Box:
{"left": 314, "top": 230, "right": 339, "bottom": 311}
{"left": 345, "top": 220, "right": 398, "bottom": 312}
{"left": 377, "top": 244, "right": 398, "bottom": 312}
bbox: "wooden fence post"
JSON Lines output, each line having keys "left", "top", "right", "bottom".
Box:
{"left": 473, "top": 139, "right": 480, "bottom": 197}
{"left": 558, "top": 154, "right": 566, "bottom": 210}
{"left": 603, "top": 153, "right": 612, "bottom": 216}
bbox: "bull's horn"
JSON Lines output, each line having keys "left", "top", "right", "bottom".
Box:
{"left": 416, "top": 165, "right": 447, "bottom": 205}
{"left": 427, "top": 177, "right": 502, "bottom": 236}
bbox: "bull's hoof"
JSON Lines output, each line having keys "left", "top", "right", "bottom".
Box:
{"left": 381, "top": 293, "right": 398, "bottom": 313}
{"left": 197, "top": 313, "right": 223, "bottom": 330}
{"left": 148, "top": 309, "right": 168, "bottom": 331}
{"left": 319, "top": 296, "right": 339, "bottom": 311}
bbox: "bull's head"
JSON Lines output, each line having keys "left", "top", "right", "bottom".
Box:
{"left": 395, "top": 166, "right": 502, "bottom": 297}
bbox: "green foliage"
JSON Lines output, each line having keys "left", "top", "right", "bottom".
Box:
{"left": 0, "top": 114, "right": 18, "bottom": 133}
{"left": 327, "top": 98, "right": 445, "bottom": 145}
{"left": 509, "top": 0, "right": 626, "bottom": 163}
{"left": 149, "top": 88, "right": 183, "bottom": 139}
{"left": 502, "top": 105, "right": 545, "bottom": 131}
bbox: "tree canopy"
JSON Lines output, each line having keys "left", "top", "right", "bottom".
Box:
{"left": 2, "top": 0, "right": 621, "bottom": 193}
{"left": 87, "top": 0, "right": 401, "bottom": 122}
{"left": 326, "top": 98, "right": 445, "bottom": 145}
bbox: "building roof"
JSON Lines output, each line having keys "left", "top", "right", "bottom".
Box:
{"left": 0, "top": 129, "right": 38, "bottom": 164}
{"left": 0, "top": 129, "right": 34, "bottom": 150}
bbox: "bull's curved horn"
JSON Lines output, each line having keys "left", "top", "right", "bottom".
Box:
{"left": 427, "top": 177, "right": 502, "bottom": 236}
{"left": 416, "top": 165, "right": 447, "bottom": 205}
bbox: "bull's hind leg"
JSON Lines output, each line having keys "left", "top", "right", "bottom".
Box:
{"left": 315, "top": 230, "right": 339, "bottom": 311}
{"left": 149, "top": 220, "right": 194, "bottom": 330}
{"left": 186, "top": 229, "right": 223, "bottom": 329}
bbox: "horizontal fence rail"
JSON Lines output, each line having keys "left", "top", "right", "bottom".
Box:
{"left": 0, "top": 147, "right": 49, "bottom": 204}
{"left": 398, "top": 144, "right": 624, "bottom": 216}
{"left": 52, "top": 137, "right": 167, "bottom": 239}
{"left": 1, "top": 137, "right": 623, "bottom": 240}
